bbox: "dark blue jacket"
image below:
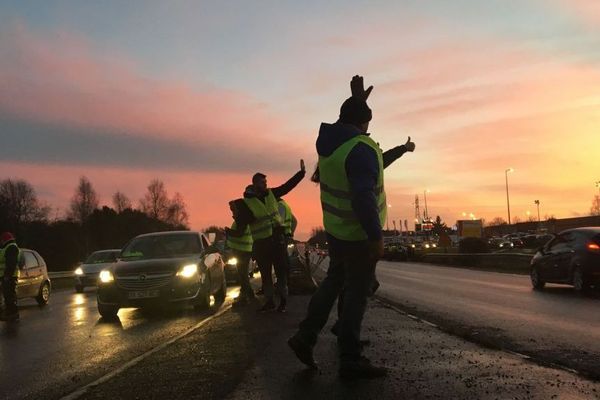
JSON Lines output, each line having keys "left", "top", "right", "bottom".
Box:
{"left": 316, "top": 122, "right": 407, "bottom": 242}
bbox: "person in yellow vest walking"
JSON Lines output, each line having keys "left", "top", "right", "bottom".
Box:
{"left": 0, "top": 232, "right": 21, "bottom": 322}
{"left": 226, "top": 199, "right": 256, "bottom": 308}
{"left": 289, "top": 75, "right": 415, "bottom": 379}
{"left": 231, "top": 166, "right": 305, "bottom": 312}
{"left": 277, "top": 198, "right": 297, "bottom": 241}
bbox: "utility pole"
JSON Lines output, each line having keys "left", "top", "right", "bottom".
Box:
{"left": 534, "top": 200, "right": 540, "bottom": 222}
{"left": 505, "top": 168, "right": 514, "bottom": 225}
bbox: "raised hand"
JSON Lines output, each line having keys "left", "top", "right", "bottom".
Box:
{"left": 404, "top": 136, "right": 416, "bottom": 152}
{"left": 350, "top": 75, "right": 373, "bottom": 101}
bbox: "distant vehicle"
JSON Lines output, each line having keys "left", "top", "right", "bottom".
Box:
{"left": 96, "top": 231, "right": 226, "bottom": 319}
{"left": 383, "top": 244, "right": 408, "bottom": 261}
{"left": 11, "top": 249, "right": 51, "bottom": 306}
{"left": 530, "top": 227, "right": 600, "bottom": 292}
{"left": 74, "top": 249, "right": 120, "bottom": 293}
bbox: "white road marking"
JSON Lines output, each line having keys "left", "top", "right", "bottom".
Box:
{"left": 60, "top": 304, "right": 231, "bottom": 400}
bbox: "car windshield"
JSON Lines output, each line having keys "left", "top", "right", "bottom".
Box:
{"left": 120, "top": 234, "right": 202, "bottom": 260}
{"left": 85, "top": 251, "right": 118, "bottom": 264}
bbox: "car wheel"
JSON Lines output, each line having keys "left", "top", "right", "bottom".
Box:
{"left": 214, "top": 275, "right": 227, "bottom": 304}
{"left": 75, "top": 284, "right": 84, "bottom": 293}
{"left": 98, "top": 303, "right": 119, "bottom": 320}
{"left": 530, "top": 267, "right": 545, "bottom": 290}
{"left": 36, "top": 281, "right": 51, "bottom": 306}
{"left": 573, "top": 267, "right": 589, "bottom": 293}
{"left": 194, "top": 278, "right": 212, "bottom": 311}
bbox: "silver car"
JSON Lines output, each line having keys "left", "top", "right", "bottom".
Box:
{"left": 1, "top": 249, "right": 52, "bottom": 307}
{"left": 74, "top": 249, "right": 120, "bottom": 293}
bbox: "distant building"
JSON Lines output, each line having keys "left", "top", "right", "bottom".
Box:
{"left": 484, "top": 215, "right": 600, "bottom": 237}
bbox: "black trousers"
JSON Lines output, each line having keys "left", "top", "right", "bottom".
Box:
{"left": 232, "top": 249, "right": 253, "bottom": 299}
{"left": 254, "top": 235, "right": 289, "bottom": 300}
{"left": 297, "top": 239, "right": 376, "bottom": 359}
{"left": 1, "top": 277, "right": 18, "bottom": 315}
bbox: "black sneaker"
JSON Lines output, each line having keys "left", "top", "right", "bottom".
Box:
{"left": 339, "top": 356, "right": 387, "bottom": 380}
{"left": 277, "top": 298, "right": 287, "bottom": 313}
{"left": 288, "top": 334, "right": 317, "bottom": 368}
{"left": 258, "top": 299, "right": 276, "bottom": 313}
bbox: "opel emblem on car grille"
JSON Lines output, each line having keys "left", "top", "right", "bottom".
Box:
{"left": 139, "top": 274, "right": 146, "bottom": 281}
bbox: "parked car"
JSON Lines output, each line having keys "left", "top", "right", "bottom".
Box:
{"left": 74, "top": 249, "right": 120, "bottom": 293}
{"left": 96, "top": 231, "right": 226, "bottom": 319}
{"left": 11, "top": 249, "right": 51, "bottom": 306}
{"left": 530, "top": 227, "right": 600, "bottom": 292}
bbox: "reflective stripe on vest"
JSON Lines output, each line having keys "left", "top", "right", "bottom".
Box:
{"left": 0, "top": 242, "right": 21, "bottom": 278}
{"left": 278, "top": 200, "right": 293, "bottom": 236}
{"left": 244, "top": 190, "right": 282, "bottom": 240}
{"left": 226, "top": 222, "right": 253, "bottom": 253}
{"left": 319, "top": 135, "right": 386, "bottom": 241}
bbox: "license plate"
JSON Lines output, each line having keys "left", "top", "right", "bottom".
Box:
{"left": 128, "top": 290, "right": 160, "bottom": 299}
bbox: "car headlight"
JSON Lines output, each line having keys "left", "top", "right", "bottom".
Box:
{"left": 227, "top": 257, "right": 238, "bottom": 266}
{"left": 74, "top": 267, "right": 84, "bottom": 276}
{"left": 425, "top": 244, "right": 430, "bottom": 249}
{"left": 99, "top": 270, "right": 114, "bottom": 283}
{"left": 287, "top": 244, "right": 294, "bottom": 249}
{"left": 411, "top": 244, "right": 416, "bottom": 248}
{"left": 176, "top": 263, "right": 198, "bottom": 278}
{"left": 432, "top": 244, "right": 437, "bottom": 248}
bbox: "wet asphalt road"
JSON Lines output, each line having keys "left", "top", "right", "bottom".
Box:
{"left": 0, "top": 285, "right": 237, "bottom": 400}
{"left": 375, "top": 261, "right": 600, "bottom": 379}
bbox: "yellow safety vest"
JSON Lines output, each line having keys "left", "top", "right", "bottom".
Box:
{"left": 319, "top": 135, "right": 386, "bottom": 241}
{"left": 0, "top": 242, "right": 21, "bottom": 278}
{"left": 244, "top": 190, "right": 282, "bottom": 240}
{"left": 226, "top": 222, "right": 253, "bottom": 253}
{"left": 278, "top": 199, "right": 293, "bottom": 237}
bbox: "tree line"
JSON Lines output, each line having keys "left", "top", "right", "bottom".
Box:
{"left": 0, "top": 177, "right": 190, "bottom": 271}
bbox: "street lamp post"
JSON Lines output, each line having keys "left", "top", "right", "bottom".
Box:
{"left": 386, "top": 204, "right": 392, "bottom": 231}
{"left": 596, "top": 181, "right": 600, "bottom": 196}
{"left": 423, "top": 189, "right": 430, "bottom": 221}
{"left": 534, "top": 200, "right": 540, "bottom": 222}
{"left": 505, "top": 168, "right": 514, "bottom": 225}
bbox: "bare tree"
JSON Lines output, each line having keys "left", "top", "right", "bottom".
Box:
{"left": 68, "top": 176, "right": 99, "bottom": 223}
{"left": 0, "top": 179, "right": 50, "bottom": 228}
{"left": 486, "top": 217, "right": 507, "bottom": 226}
{"left": 140, "top": 179, "right": 170, "bottom": 220}
{"left": 591, "top": 195, "right": 600, "bottom": 216}
{"left": 112, "top": 191, "right": 132, "bottom": 213}
{"left": 166, "top": 192, "right": 189, "bottom": 227}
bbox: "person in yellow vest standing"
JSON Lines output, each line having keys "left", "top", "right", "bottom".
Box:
{"left": 226, "top": 199, "right": 256, "bottom": 308}
{"left": 277, "top": 198, "right": 297, "bottom": 241}
{"left": 232, "top": 166, "right": 305, "bottom": 312}
{"left": 288, "top": 76, "right": 415, "bottom": 379}
{"left": 0, "top": 232, "right": 21, "bottom": 322}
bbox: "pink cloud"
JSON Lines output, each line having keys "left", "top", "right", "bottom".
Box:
{"left": 0, "top": 22, "right": 308, "bottom": 169}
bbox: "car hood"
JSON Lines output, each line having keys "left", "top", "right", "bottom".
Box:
{"left": 81, "top": 262, "right": 116, "bottom": 274}
{"left": 112, "top": 256, "right": 202, "bottom": 276}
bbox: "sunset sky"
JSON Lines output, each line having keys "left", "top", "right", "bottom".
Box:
{"left": 1, "top": 1, "right": 599, "bottom": 239}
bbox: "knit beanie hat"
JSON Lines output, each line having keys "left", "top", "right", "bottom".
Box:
{"left": 339, "top": 97, "right": 372, "bottom": 125}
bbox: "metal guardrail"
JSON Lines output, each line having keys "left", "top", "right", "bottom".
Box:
{"left": 48, "top": 271, "right": 74, "bottom": 279}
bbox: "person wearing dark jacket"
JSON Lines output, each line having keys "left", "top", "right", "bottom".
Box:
{"left": 288, "top": 76, "right": 415, "bottom": 379}
{"left": 0, "top": 232, "right": 20, "bottom": 322}
{"left": 234, "top": 166, "right": 305, "bottom": 312}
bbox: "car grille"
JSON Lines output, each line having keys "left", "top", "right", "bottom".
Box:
{"left": 116, "top": 272, "right": 173, "bottom": 291}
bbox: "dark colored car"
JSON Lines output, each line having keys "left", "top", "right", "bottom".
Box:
{"left": 74, "top": 249, "right": 120, "bottom": 292}
{"left": 530, "top": 227, "right": 600, "bottom": 292}
{"left": 96, "top": 231, "right": 226, "bottom": 319}
{"left": 2, "top": 249, "right": 52, "bottom": 307}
